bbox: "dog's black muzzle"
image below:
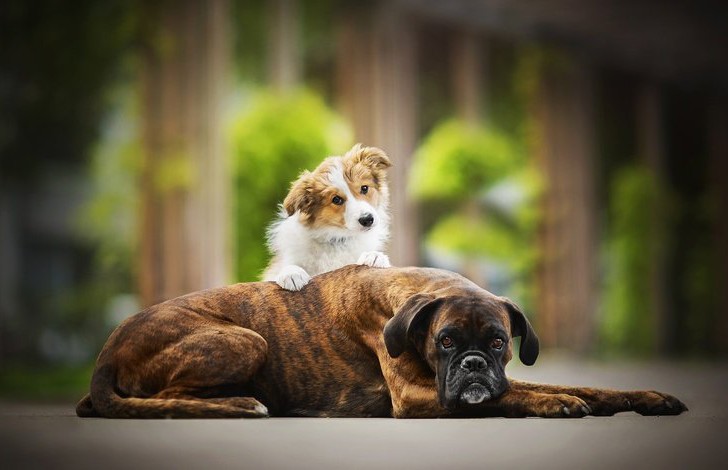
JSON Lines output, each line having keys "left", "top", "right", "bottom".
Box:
{"left": 441, "top": 351, "right": 508, "bottom": 410}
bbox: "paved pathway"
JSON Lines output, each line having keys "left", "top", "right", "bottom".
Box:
{"left": 2, "top": 357, "right": 727, "bottom": 469}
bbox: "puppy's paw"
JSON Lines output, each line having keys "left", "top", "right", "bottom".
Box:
{"left": 275, "top": 265, "right": 311, "bottom": 291}
{"left": 357, "top": 251, "right": 391, "bottom": 268}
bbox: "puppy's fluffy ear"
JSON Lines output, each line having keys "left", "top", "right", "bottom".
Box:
{"left": 501, "top": 297, "right": 539, "bottom": 366}
{"left": 346, "top": 143, "right": 392, "bottom": 171}
{"left": 383, "top": 294, "right": 443, "bottom": 358}
{"left": 283, "top": 171, "right": 315, "bottom": 216}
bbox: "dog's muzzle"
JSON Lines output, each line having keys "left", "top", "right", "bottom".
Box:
{"left": 458, "top": 355, "right": 491, "bottom": 404}
{"left": 442, "top": 351, "right": 505, "bottom": 409}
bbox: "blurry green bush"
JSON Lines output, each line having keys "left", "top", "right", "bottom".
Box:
{"left": 69, "top": 85, "right": 140, "bottom": 356}
{"left": 229, "top": 89, "right": 352, "bottom": 281}
{"left": 600, "top": 165, "right": 667, "bottom": 356}
{"left": 409, "top": 119, "right": 541, "bottom": 308}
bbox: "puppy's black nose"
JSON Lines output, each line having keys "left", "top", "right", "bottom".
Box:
{"left": 358, "top": 213, "right": 374, "bottom": 227}
{"left": 460, "top": 355, "right": 487, "bottom": 372}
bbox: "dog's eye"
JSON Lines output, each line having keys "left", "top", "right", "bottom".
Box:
{"left": 332, "top": 196, "right": 344, "bottom": 205}
{"left": 441, "top": 336, "right": 454, "bottom": 349}
{"left": 360, "top": 185, "right": 369, "bottom": 195}
{"left": 490, "top": 338, "right": 504, "bottom": 350}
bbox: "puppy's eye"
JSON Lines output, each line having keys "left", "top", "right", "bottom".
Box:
{"left": 441, "top": 336, "right": 454, "bottom": 349}
{"left": 360, "top": 185, "right": 369, "bottom": 195}
{"left": 490, "top": 338, "right": 504, "bottom": 350}
{"left": 332, "top": 196, "right": 344, "bottom": 205}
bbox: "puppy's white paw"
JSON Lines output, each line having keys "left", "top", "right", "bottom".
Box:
{"left": 357, "top": 251, "right": 391, "bottom": 268}
{"left": 275, "top": 265, "right": 312, "bottom": 291}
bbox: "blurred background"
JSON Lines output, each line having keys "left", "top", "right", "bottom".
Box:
{"left": 1, "top": 0, "right": 727, "bottom": 400}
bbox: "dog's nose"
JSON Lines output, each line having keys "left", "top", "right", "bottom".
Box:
{"left": 460, "top": 355, "right": 487, "bottom": 372}
{"left": 358, "top": 213, "right": 374, "bottom": 227}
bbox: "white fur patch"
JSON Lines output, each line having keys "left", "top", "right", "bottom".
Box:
{"left": 357, "top": 251, "right": 391, "bottom": 268}
{"left": 275, "top": 264, "right": 312, "bottom": 291}
{"left": 254, "top": 403, "right": 269, "bottom": 416}
{"left": 460, "top": 384, "right": 490, "bottom": 405}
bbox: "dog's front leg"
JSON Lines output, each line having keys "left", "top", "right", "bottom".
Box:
{"left": 508, "top": 380, "right": 687, "bottom": 416}
{"left": 389, "top": 382, "right": 446, "bottom": 418}
{"left": 479, "top": 387, "right": 592, "bottom": 418}
{"left": 375, "top": 349, "right": 447, "bottom": 418}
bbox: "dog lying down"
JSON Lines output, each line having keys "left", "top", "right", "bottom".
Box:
{"left": 76, "top": 265, "right": 687, "bottom": 419}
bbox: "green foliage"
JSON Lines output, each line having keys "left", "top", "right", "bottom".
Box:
{"left": 601, "top": 165, "right": 666, "bottom": 355}
{"left": 428, "top": 214, "right": 519, "bottom": 260}
{"left": 231, "top": 0, "right": 266, "bottom": 82}
{"left": 78, "top": 86, "right": 140, "bottom": 282}
{"left": 0, "top": 0, "right": 137, "bottom": 183}
{"left": 230, "top": 89, "right": 352, "bottom": 281}
{"left": 410, "top": 119, "right": 540, "bottom": 307}
{"left": 62, "top": 84, "right": 140, "bottom": 357}
{"left": 0, "top": 363, "right": 94, "bottom": 401}
{"left": 409, "top": 120, "right": 521, "bottom": 202}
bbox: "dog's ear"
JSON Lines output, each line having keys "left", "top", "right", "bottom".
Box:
{"left": 383, "top": 294, "right": 443, "bottom": 358}
{"left": 283, "top": 172, "right": 315, "bottom": 216}
{"left": 346, "top": 143, "right": 392, "bottom": 171}
{"left": 501, "top": 297, "right": 539, "bottom": 366}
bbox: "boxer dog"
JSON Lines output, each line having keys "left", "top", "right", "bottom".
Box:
{"left": 76, "top": 266, "right": 686, "bottom": 418}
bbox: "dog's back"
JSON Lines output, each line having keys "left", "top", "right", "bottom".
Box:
{"left": 78, "top": 267, "right": 412, "bottom": 418}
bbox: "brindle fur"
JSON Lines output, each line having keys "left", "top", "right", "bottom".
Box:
{"left": 76, "top": 266, "right": 687, "bottom": 419}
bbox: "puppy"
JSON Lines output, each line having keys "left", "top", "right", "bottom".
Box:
{"left": 263, "top": 144, "right": 392, "bottom": 290}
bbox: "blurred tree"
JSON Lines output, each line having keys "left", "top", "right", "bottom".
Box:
{"left": 137, "top": 0, "right": 231, "bottom": 307}
{"left": 526, "top": 50, "right": 599, "bottom": 353}
{"left": 334, "top": 2, "right": 419, "bottom": 266}
{"left": 409, "top": 119, "right": 541, "bottom": 306}
{"left": 267, "top": 0, "right": 301, "bottom": 92}
{"left": 232, "top": 0, "right": 339, "bottom": 98}
{"left": 0, "top": 0, "right": 137, "bottom": 363}
{"left": 0, "top": 0, "right": 137, "bottom": 184}
{"left": 229, "top": 89, "right": 352, "bottom": 281}
{"left": 601, "top": 165, "right": 668, "bottom": 355}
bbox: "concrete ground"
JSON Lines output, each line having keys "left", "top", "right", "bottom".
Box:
{"left": 2, "top": 356, "right": 727, "bottom": 470}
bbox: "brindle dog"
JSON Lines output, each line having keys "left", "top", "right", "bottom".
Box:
{"left": 76, "top": 266, "right": 687, "bottom": 418}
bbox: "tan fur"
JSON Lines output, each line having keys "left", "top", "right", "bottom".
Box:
{"left": 282, "top": 143, "right": 391, "bottom": 226}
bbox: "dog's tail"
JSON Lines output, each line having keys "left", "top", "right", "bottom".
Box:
{"left": 79, "top": 364, "right": 267, "bottom": 419}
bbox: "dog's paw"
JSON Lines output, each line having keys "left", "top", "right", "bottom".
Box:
{"left": 531, "top": 393, "right": 591, "bottom": 418}
{"left": 275, "top": 265, "right": 311, "bottom": 291}
{"left": 626, "top": 390, "right": 688, "bottom": 416}
{"left": 357, "top": 251, "right": 391, "bottom": 268}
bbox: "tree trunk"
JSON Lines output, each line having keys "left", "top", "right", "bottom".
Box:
{"left": 452, "top": 30, "right": 485, "bottom": 126}
{"left": 532, "top": 55, "right": 598, "bottom": 352}
{"left": 451, "top": 29, "right": 488, "bottom": 287}
{"left": 335, "top": 3, "right": 419, "bottom": 267}
{"left": 139, "top": 0, "right": 230, "bottom": 307}
{"left": 636, "top": 82, "right": 670, "bottom": 354}
{"left": 708, "top": 100, "right": 728, "bottom": 355}
{"left": 267, "top": 0, "right": 300, "bottom": 93}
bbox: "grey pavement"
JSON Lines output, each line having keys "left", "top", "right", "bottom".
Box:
{"left": 2, "top": 356, "right": 727, "bottom": 470}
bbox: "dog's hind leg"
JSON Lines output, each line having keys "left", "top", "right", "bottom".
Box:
{"left": 107, "top": 325, "right": 270, "bottom": 418}
{"left": 75, "top": 393, "right": 100, "bottom": 417}
{"left": 149, "top": 394, "right": 268, "bottom": 417}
